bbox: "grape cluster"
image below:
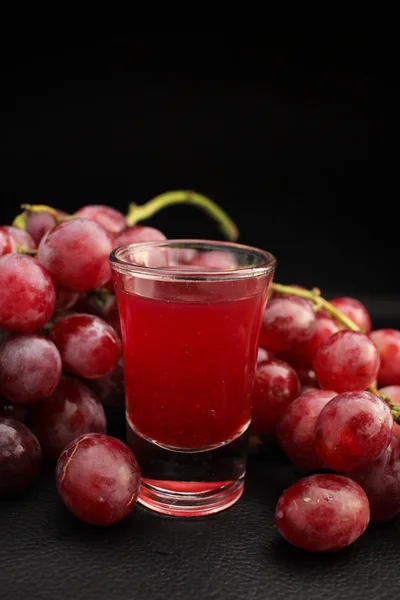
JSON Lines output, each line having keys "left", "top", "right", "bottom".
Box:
{"left": 0, "top": 204, "right": 157, "bottom": 524}
{"left": 0, "top": 192, "right": 238, "bottom": 525}
{"left": 2, "top": 195, "right": 400, "bottom": 555}
{"left": 256, "top": 289, "right": 400, "bottom": 551}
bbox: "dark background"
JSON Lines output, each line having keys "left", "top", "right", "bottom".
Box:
{"left": 2, "top": 22, "right": 400, "bottom": 600}
{"left": 0, "top": 22, "right": 397, "bottom": 315}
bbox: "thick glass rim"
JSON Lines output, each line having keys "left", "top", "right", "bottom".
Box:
{"left": 109, "top": 239, "right": 277, "bottom": 281}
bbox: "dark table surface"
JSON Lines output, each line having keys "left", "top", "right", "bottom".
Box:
{"left": 1, "top": 317, "right": 399, "bottom": 600}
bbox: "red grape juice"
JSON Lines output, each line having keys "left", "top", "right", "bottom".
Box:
{"left": 119, "top": 291, "right": 266, "bottom": 449}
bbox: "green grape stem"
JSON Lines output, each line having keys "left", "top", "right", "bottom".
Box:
{"left": 270, "top": 282, "right": 400, "bottom": 423}
{"left": 125, "top": 190, "right": 239, "bottom": 241}
{"left": 13, "top": 192, "right": 239, "bottom": 242}
{"left": 16, "top": 245, "right": 37, "bottom": 256}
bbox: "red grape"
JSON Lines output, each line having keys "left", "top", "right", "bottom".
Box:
{"left": 259, "top": 296, "right": 316, "bottom": 353}
{"left": 104, "top": 299, "right": 121, "bottom": 338}
{"left": 328, "top": 297, "right": 371, "bottom": 333}
{"left": 0, "top": 226, "right": 17, "bottom": 255}
{"left": 4, "top": 226, "right": 36, "bottom": 251}
{"left": 313, "top": 330, "right": 380, "bottom": 393}
{"left": 0, "top": 398, "right": 28, "bottom": 422}
{"left": 379, "top": 387, "right": 400, "bottom": 441}
{"left": 0, "top": 417, "right": 42, "bottom": 491}
{"left": 0, "top": 334, "right": 62, "bottom": 404}
{"left": 86, "top": 360, "right": 125, "bottom": 407}
{"left": 56, "top": 433, "right": 141, "bottom": 525}
{"left": 114, "top": 225, "right": 166, "bottom": 247}
{"left": 276, "top": 390, "right": 337, "bottom": 470}
{"left": 38, "top": 219, "right": 113, "bottom": 292}
{"left": 49, "top": 313, "right": 121, "bottom": 379}
{"left": 54, "top": 288, "right": 80, "bottom": 312}
{"left": 30, "top": 377, "right": 106, "bottom": 460}
{"left": 279, "top": 315, "right": 339, "bottom": 369}
{"left": 0, "top": 254, "right": 56, "bottom": 333}
{"left": 69, "top": 293, "right": 91, "bottom": 313}
{"left": 251, "top": 360, "right": 301, "bottom": 435}
{"left": 25, "top": 210, "right": 63, "bottom": 245}
{"left": 314, "top": 391, "right": 393, "bottom": 471}
{"left": 75, "top": 205, "right": 126, "bottom": 234}
{"left": 257, "top": 347, "right": 275, "bottom": 364}
{"left": 296, "top": 368, "right": 319, "bottom": 389}
{"left": 348, "top": 436, "right": 400, "bottom": 522}
{"left": 370, "top": 329, "right": 400, "bottom": 386}
{"left": 275, "top": 474, "right": 369, "bottom": 552}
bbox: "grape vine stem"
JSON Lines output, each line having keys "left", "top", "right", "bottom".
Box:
{"left": 125, "top": 190, "right": 239, "bottom": 241}
{"left": 14, "top": 192, "right": 239, "bottom": 243}
{"left": 270, "top": 282, "right": 400, "bottom": 423}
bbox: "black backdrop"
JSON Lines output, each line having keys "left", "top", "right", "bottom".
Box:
{"left": 0, "top": 23, "right": 397, "bottom": 311}
{"left": 2, "top": 22, "right": 400, "bottom": 600}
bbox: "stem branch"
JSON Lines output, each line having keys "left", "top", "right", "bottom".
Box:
{"left": 126, "top": 190, "right": 239, "bottom": 241}
{"left": 20, "top": 204, "right": 73, "bottom": 224}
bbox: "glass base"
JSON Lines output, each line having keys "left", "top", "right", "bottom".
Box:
{"left": 138, "top": 477, "right": 244, "bottom": 517}
{"left": 127, "top": 417, "right": 248, "bottom": 517}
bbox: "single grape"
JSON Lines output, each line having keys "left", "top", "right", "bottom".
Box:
{"left": 251, "top": 360, "right": 301, "bottom": 435}
{"left": 379, "top": 386, "right": 400, "bottom": 441}
{"left": 0, "top": 226, "right": 17, "bottom": 255}
{"left": 25, "top": 210, "right": 59, "bottom": 245}
{"left": 54, "top": 288, "right": 80, "bottom": 312}
{"left": 275, "top": 474, "right": 370, "bottom": 552}
{"left": 0, "top": 417, "right": 42, "bottom": 492}
{"left": 328, "top": 297, "right": 371, "bottom": 333}
{"left": 279, "top": 315, "right": 339, "bottom": 369}
{"left": 114, "top": 225, "right": 166, "bottom": 247}
{"left": 370, "top": 329, "right": 400, "bottom": 386}
{"left": 259, "top": 296, "right": 316, "bottom": 353}
{"left": 50, "top": 313, "right": 121, "bottom": 379}
{"left": 257, "top": 347, "right": 276, "bottom": 364}
{"left": 296, "top": 368, "right": 319, "bottom": 389}
{"left": 0, "top": 397, "right": 28, "bottom": 422}
{"left": 0, "top": 334, "right": 62, "bottom": 404}
{"left": 275, "top": 389, "right": 337, "bottom": 470}
{"left": 314, "top": 391, "right": 393, "bottom": 471}
{"left": 56, "top": 433, "right": 141, "bottom": 525}
{"left": 38, "top": 219, "right": 113, "bottom": 292}
{"left": 104, "top": 299, "right": 121, "bottom": 338}
{"left": 348, "top": 436, "right": 400, "bottom": 522}
{"left": 68, "top": 293, "right": 91, "bottom": 313}
{"left": 0, "top": 254, "right": 56, "bottom": 333}
{"left": 75, "top": 205, "right": 126, "bottom": 234}
{"left": 30, "top": 377, "right": 106, "bottom": 460}
{"left": 313, "top": 330, "right": 380, "bottom": 393}
{"left": 86, "top": 360, "right": 125, "bottom": 407}
{"left": 4, "top": 226, "right": 36, "bottom": 251}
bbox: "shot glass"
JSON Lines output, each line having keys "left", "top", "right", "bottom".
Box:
{"left": 110, "top": 240, "right": 276, "bottom": 517}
